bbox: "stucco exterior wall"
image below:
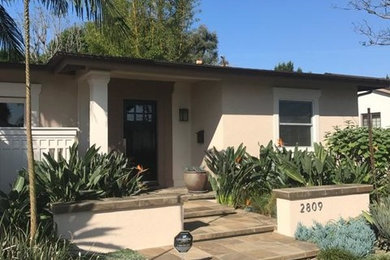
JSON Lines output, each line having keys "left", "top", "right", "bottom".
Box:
{"left": 358, "top": 90, "right": 390, "bottom": 128}
{"left": 0, "top": 69, "right": 78, "bottom": 127}
{"left": 319, "top": 85, "right": 358, "bottom": 141}
{"left": 108, "top": 78, "right": 173, "bottom": 187}
{"left": 222, "top": 79, "right": 274, "bottom": 156}
{"left": 171, "top": 81, "right": 192, "bottom": 186}
{"left": 191, "top": 81, "right": 223, "bottom": 166}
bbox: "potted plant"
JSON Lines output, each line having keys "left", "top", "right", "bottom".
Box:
{"left": 183, "top": 166, "right": 209, "bottom": 193}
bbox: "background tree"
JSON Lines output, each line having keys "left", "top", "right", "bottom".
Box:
{"left": 274, "top": 61, "right": 303, "bottom": 72}
{"left": 44, "top": 0, "right": 219, "bottom": 64}
{"left": 348, "top": 0, "right": 390, "bottom": 45}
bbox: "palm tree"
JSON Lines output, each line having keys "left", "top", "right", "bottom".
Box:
{"left": 23, "top": 0, "right": 122, "bottom": 242}
{"left": 0, "top": 3, "right": 24, "bottom": 60}
{"left": 0, "top": 0, "right": 122, "bottom": 242}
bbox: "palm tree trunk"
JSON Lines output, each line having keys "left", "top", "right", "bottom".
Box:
{"left": 24, "top": 0, "right": 37, "bottom": 242}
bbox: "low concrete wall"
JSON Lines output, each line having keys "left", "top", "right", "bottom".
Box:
{"left": 273, "top": 184, "right": 372, "bottom": 237}
{"left": 52, "top": 195, "right": 184, "bottom": 253}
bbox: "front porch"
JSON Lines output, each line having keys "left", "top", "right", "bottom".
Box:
{"left": 76, "top": 69, "right": 223, "bottom": 189}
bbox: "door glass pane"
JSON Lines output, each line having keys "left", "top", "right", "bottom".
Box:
{"left": 127, "top": 114, "right": 135, "bottom": 121}
{"left": 280, "top": 100, "right": 312, "bottom": 123}
{"left": 136, "top": 114, "right": 143, "bottom": 121}
{"left": 0, "top": 103, "right": 24, "bottom": 127}
{"left": 280, "top": 125, "right": 311, "bottom": 146}
{"left": 136, "top": 105, "right": 143, "bottom": 113}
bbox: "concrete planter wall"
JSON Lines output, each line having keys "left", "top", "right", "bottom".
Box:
{"left": 52, "top": 195, "right": 184, "bottom": 253}
{"left": 273, "top": 184, "right": 373, "bottom": 237}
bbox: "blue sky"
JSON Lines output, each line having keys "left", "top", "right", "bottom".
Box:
{"left": 5, "top": 0, "right": 390, "bottom": 77}
{"left": 196, "top": 0, "right": 390, "bottom": 77}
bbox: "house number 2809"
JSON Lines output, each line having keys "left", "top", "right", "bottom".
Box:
{"left": 300, "top": 202, "right": 323, "bottom": 213}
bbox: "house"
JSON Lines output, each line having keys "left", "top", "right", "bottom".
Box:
{"left": 1, "top": 53, "right": 389, "bottom": 191}
{"left": 358, "top": 88, "right": 390, "bottom": 128}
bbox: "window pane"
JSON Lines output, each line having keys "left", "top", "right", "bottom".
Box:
{"left": 280, "top": 100, "right": 312, "bottom": 123}
{"left": 362, "top": 113, "right": 381, "bottom": 128}
{"left": 280, "top": 125, "right": 311, "bottom": 146}
{"left": 0, "top": 103, "right": 24, "bottom": 127}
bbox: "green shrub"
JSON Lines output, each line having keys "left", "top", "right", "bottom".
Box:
{"left": 0, "top": 144, "right": 145, "bottom": 233}
{"left": 325, "top": 124, "right": 390, "bottom": 197}
{"left": 295, "top": 218, "right": 375, "bottom": 258}
{"left": 317, "top": 248, "right": 360, "bottom": 260}
{"left": 0, "top": 224, "right": 78, "bottom": 260}
{"left": 325, "top": 124, "right": 390, "bottom": 170}
{"left": 366, "top": 196, "right": 390, "bottom": 250}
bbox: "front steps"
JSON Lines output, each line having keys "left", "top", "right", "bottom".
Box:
{"left": 184, "top": 200, "right": 276, "bottom": 242}
{"left": 139, "top": 196, "right": 319, "bottom": 259}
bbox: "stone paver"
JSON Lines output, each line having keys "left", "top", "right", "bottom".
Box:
{"left": 184, "top": 201, "right": 276, "bottom": 241}
{"left": 138, "top": 232, "right": 319, "bottom": 259}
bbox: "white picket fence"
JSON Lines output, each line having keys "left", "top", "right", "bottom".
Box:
{"left": 0, "top": 127, "right": 78, "bottom": 192}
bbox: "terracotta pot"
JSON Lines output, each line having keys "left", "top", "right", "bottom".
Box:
{"left": 184, "top": 171, "right": 209, "bottom": 193}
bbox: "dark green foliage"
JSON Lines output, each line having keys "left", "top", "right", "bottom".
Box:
{"left": 275, "top": 143, "right": 337, "bottom": 186}
{"left": 366, "top": 196, "right": 390, "bottom": 250}
{"left": 274, "top": 61, "right": 303, "bottom": 72}
{"left": 47, "top": 0, "right": 220, "bottom": 65}
{"left": 318, "top": 248, "right": 361, "bottom": 260}
{"left": 295, "top": 218, "right": 376, "bottom": 258}
{"left": 0, "top": 4, "right": 24, "bottom": 60}
{"left": 0, "top": 144, "right": 145, "bottom": 233}
{"left": 318, "top": 248, "right": 360, "bottom": 260}
{"left": 325, "top": 124, "right": 390, "bottom": 170}
{"left": 0, "top": 224, "right": 77, "bottom": 260}
{"left": 205, "top": 144, "right": 258, "bottom": 207}
{"left": 325, "top": 124, "right": 390, "bottom": 196}
{"left": 205, "top": 141, "right": 373, "bottom": 211}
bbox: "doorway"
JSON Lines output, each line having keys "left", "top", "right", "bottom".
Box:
{"left": 123, "top": 100, "right": 157, "bottom": 183}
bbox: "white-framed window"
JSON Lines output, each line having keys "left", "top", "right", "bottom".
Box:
{"left": 273, "top": 88, "right": 321, "bottom": 148}
{"left": 0, "top": 82, "right": 41, "bottom": 127}
{"left": 362, "top": 112, "right": 381, "bottom": 128}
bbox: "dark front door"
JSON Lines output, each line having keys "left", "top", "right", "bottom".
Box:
{"left": 124, "top": 100, "right": 157, "bottom": 183}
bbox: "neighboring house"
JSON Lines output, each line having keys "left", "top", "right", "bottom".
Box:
{"left": 358, "top": 88, "right": 390, "bottom": 128}
{"left": 0, "top": 53, "right": 389, "bottom": 191}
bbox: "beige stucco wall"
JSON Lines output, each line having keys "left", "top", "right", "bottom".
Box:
{"left": 108, "top": 78, "right": 173, "bottom": 187}
{"left": 171, "top": 81, "right": 192, "bottom": 186}
{"left": 191, "top": 81, "right": 223, "bottom": 165}
{"left": 0, "top": 68, "right": 78, "bottom": 127}
{"left": 54, "top": 205, "right": 183, "bottom": 253}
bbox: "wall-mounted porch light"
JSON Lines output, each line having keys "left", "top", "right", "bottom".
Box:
{"left": 179, "top": 108, "right": 189, "bottom": 122}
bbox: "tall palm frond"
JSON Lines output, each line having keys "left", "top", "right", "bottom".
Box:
{"left": 0, "top": 4, "right": 24, "bottom": 59}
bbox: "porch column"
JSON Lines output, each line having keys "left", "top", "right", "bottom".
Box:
{"left": 86, "top": 71, "right": 110, "bottom": 153}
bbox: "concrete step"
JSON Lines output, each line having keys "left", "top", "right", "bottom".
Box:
{"left": 184, "top": 200, "right": 236, "bottom": 219}
{"left": 139, "top": 232, "right": 319, "bottom": 260}
{"left": 184, "top": 211, "right": 276, "bottom": 242}
{"left": 181, "top": 191, "right": 216, "bottom": 201}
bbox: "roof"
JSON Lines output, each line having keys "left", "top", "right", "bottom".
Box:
{"left": 375, "top": 88, "right": 390, "bottom": 95}
{"left": 1, "top": 52, "right": 390, "bottom": 91}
